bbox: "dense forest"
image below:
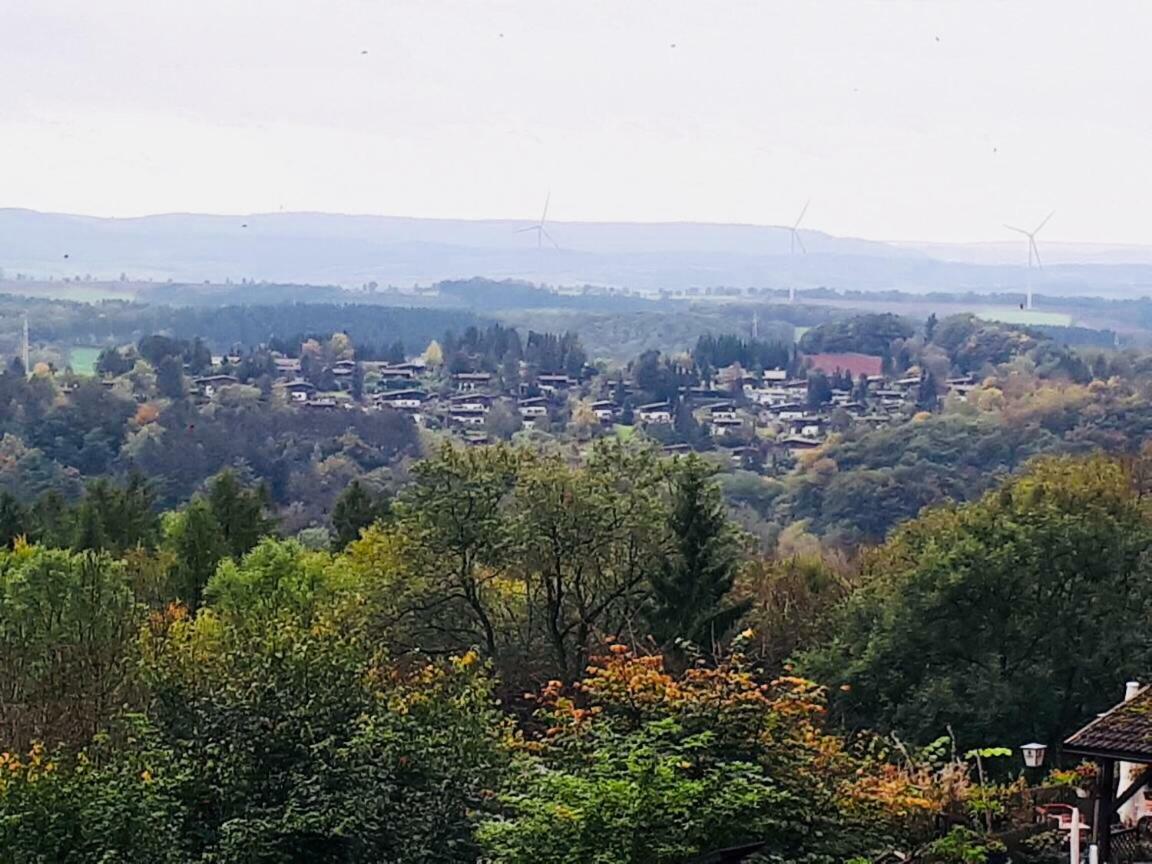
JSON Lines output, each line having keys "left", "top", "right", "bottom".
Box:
{"left": 0, "top": 294, "right": 483, "bottom": 360}
{"left": 1, "top": 439, "right": 1148, "bottom": 861}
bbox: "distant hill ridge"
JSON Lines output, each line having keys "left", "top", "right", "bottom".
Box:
{"left": 3, "top": 208, "right": 1152, "bottom": 297}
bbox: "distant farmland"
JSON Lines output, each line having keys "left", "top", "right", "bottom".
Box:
{"left": 68, "top": 346, "right": 101, "bottom": 374}
{"left": 977, "top": 308, "right": 1075, "bottom": 328}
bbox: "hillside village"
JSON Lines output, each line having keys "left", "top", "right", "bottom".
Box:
{"left": 176, "top": 342, "right": 976, "bottom": 470}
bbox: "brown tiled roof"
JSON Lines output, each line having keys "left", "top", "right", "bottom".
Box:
{"left": 804, "top": 352, "right": 884, "bottom": 379}
{"left": 1064, "top": 687, "right": 1152, "bottom": 760}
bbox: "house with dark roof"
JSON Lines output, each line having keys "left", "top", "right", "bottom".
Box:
{"left": 590, "top": 400, "right": 617, "bottom": 423}
{"left": 454, "top": 371, "right": 493, "bottom": 392}
{"left": 637, "top": 402, "right": 673, "bottom": 424}
{"left": 375, "top": 389, "right": 427, "bottom": 411}
{"left": 765, "top": 402, "right": 806, "bottom": 421}
{"left": 776, "top": 434, "right": 823, "bottom": 456}
{"left": 518, "top": 396, "right": 549, "bottom": 419}
{"left": 1064, "top": 681, "right": 1152, "bottom": 860}
{"left": 536, "top": 373, "right": 573, "bottom": 394}
{"left": 273, "top": 357, "right": 302, "bottom": 378}
{"left": 707, "top": 403, "right": 744, "bottom": 434}
{"left": 283, "top": 379, "right": 317, "bottom": 403}
{"left": 450, "top": 393, "right": 493, "bottom": 412}
{"left": 194, "top": 374, "right": 239, "bottom": 398}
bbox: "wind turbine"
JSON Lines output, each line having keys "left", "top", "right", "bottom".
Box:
{"left": 1005, "top": 211, "right": 1053, "bottom": 310}
{"left": 787, "top": 200, "right": 809, "bottom": 303}
{"left": 517, "top": 192, "right": 559, "bottom": 249}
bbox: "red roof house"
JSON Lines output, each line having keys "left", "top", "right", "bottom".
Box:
{"left": 804, "top": 352, "right": 884, "bottom": 379}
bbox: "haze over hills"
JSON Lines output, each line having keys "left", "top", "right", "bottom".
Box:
{"left": 4, "top": 207, "right": 1152, "bottom": 298}
{"left": 900, "top": 240, "right": 1152, "bottom": 267}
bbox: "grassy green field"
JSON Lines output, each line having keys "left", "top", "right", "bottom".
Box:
{"left": 68, "top": 346, "right": 101, "bottom": 375}
{"left": 977, "top": 308, "right": 1074, "bottom": 327}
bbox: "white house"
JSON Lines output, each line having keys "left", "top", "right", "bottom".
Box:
{"left": 638, "top": 402, "right": 673, "bottom": 424}
{"left": 591, "top": 400, "right": 617, "bottom": 423}
{"left": 518, "top": 396, "right": 549, "bottom": 419}
{"left": 376, "top": 389, "right": 426, "bottom": 410}
{"left": 536, "top": 373, "right": 573, "bottom": 395}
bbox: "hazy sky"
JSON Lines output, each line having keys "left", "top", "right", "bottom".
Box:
{"left": 3, "top": 0, "right": 1150, "bottom": 243}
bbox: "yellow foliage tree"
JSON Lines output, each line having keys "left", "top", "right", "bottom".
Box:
{"left": 328, "top": 332, "right": 354, "bottom": 360}
{"left": 423, "top": 339, "right": 444, "bottom": 368}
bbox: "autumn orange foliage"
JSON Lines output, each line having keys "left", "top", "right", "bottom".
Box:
{"left": 523, "top": 645, "right": 947, "bottom": 838}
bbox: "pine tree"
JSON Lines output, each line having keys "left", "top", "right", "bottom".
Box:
{"left": 647, "top": 455, "right": 748, "bottom": 653}
{"left": 72, "top": 497, "right": 107, "bottom": 552}
{"left": 168, "top": 498, "right": 227, "bottom": 611}
{"left": 0, "top": 492, "right": 27, "bottom": 548}
{"left": 806, "top": 371, "right": 832, "bottom": 408}
{"left": 331, "top": 480, "right": 390, "bottom": 550}
{"left": 672, "top": 398, "right": 702, "bottom": 447}
{"left": 104, "top": 473, "right": 160, "bottom": 552}
{"left": 917, "top": 371, "right": 939, "bottom": 411}
{"left": 156, "top": 355, "right": 186, "bottom": 399}
{"left": 206, "top": 471, "right": 273, "bottom": 559}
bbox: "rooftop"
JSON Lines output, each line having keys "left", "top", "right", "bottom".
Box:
{"left": 1064, "top": 685, "right": 1152, "bottom": 762}
{"left": 805, "top": 352, "right": 884, "bottom": 379}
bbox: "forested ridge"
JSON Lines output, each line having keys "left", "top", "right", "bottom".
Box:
{"left": 4, "top": 304, "right": 1152, "bottom": 861}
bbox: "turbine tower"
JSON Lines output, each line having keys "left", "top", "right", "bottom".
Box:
{"left": 788, "top": 200, "right": 809, "bottom": 303}
{"left": 1005, "top": 211, "right": 1053, "bottom": 311}
{"left": 516, "top": 192, "right": 559, "bottom": 249}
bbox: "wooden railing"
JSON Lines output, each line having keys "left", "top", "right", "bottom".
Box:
{"left": 1109, "top": 820, "right": 1152, "bottom": 863}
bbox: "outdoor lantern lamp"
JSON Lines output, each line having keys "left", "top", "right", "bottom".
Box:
{"left": 1021, "top": 743, "right": 1047, "bottom": 768}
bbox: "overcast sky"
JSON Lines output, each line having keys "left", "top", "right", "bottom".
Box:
{"left": 2, "top": 0, "right": 1150, "bottom": 243}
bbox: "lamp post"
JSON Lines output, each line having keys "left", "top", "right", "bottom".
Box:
{"left": 1022, "top": 743, "right": 1048, "bottom": 769}
{"left": 1021, "top": 743, "right": 1083, "bottom": 864}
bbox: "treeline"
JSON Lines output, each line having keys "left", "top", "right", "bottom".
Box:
{"left": 438, "top": 277, "right": 658, "bottom": 312}
{"left": 8, "top": 295, "right": 484, "bottom": 356}
{"left": 441, "top": 322, "right": 588, "bottom": 377}
{"left": 691, "top": 333, "right": 793, "bottom": 373}
{"left": 798, "top": 312, "right": 914, "bottom": 356}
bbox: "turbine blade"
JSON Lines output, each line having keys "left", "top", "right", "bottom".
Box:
{"left": 1033, "top": 210, "right": 1055, "bottom": 234}
{"left": 1031, "top": 237, "right": 1043, "bottom": 268}
{"left": 542, "top": 228, "right": 560, "bottom": 250}
{"left": 795, "top": 231, "right": 808, "bottom": 255}
{"left": 541, "top": 191, "right": 551, "bottom": 226}
{"left": 793, "top": 199, "right": 810, "bottom": 230}
{"left": 515, "top": 226, "right": 538, "bottom": 233}
{"left": 1004, "top": 224, "right": 1030, "bottom": 236}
